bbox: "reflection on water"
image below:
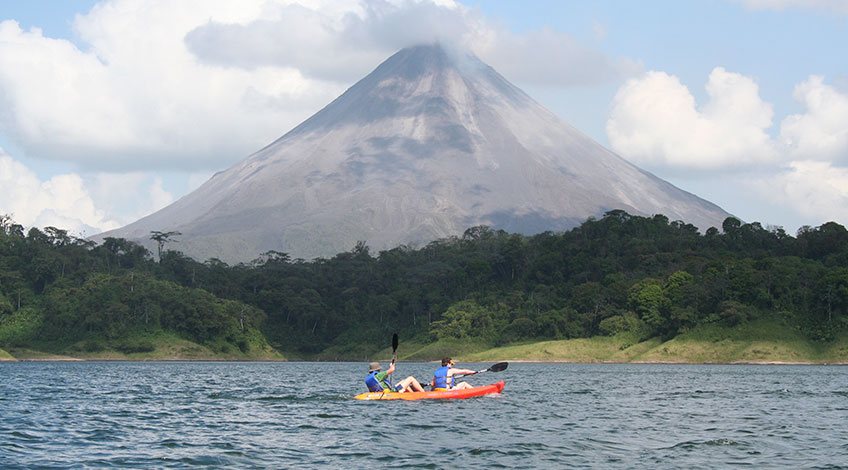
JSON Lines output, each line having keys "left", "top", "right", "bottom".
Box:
{"left": 1, "top": 362, "right": 847, "bottom": 468}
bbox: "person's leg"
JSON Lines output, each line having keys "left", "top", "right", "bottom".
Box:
{"left": 454, "top": 381, "right": 473, "bottom": 390}
{"left": 406, "top": 376, "right": 425, "bottom": 392}
{"left": 397, "top": 376, "right": 425, "bottom": 392}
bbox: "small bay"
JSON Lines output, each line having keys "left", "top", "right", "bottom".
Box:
{"left": 1, "top": 362, "right": 846, "bottom": 468}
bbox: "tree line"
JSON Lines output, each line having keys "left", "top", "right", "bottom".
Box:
{"left": 1, "top": 211, "right": 846, "bottom": 355}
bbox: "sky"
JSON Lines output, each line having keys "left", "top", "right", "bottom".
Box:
{"left": 0, "top": 0, "right": 846, "bottom": 237}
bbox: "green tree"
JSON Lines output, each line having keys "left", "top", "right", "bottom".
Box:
{"left": 0, "top": 293, "right": 12, "bottom": 316}
{"left": 430, "top": 300, "right": 494, "bottom": 340}
{"left": 629, "top": 278, "right": 669, "bottom": 333}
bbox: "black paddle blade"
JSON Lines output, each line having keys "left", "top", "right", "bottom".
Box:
{"left": 389, "top": 333, "right": 399, "bottom": 365}
{"left": 487, "top": 362, "right": 508, "bottom": 373}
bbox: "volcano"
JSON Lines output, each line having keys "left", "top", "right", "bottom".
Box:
{"left": 98, "top": 44, "right": 730, "bottom": 262}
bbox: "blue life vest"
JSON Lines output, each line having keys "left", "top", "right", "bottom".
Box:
{"left": 365, "top": 371, "right": 392, "bottom": 392}
{"left": 433, "top": 365, "right": 452, "bottom": 389}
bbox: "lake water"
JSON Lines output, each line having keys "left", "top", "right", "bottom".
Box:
{"left": 1, "top": 362, "right": 847, "bottom": 468}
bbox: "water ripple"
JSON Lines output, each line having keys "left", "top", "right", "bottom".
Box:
{"left": 1, "top": 362, "right": 847, "bottom": 468}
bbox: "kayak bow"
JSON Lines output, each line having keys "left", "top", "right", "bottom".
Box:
{"left": 354, "top": 381, "right": 505, "bottom": 401}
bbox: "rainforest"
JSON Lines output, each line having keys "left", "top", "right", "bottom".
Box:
{"left": 1, "top": 211, "right": 847, "bottom": 362}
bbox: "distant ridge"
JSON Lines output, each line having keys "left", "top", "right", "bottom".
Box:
{"left": 97, "top": 44, "right": 730, "bottom": 262}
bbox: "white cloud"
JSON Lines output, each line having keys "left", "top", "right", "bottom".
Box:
{"left": 0, "top": 149, "right": 121, "bottom": 235}
{"left": 780, "top": 76, "right": 848, "bottom": 163}
{"left": 0, "top": 0, "right": 637, "bottom": 173}
{"left": 184, "top": 0, "right": 472, "bottom": 82}
{"left": 147, "top": 177, "right": 174, "bottom": 213}
{"left": 606, "top": 67, "right": 777, "bottom": 170}
{"left": 740, "top": 0, "right": 848, "bottom": 14}
{"left": 753, "top": 160, "right": 848, "bottom": 225}
{"left": 474, "top": 28, "right": 641, "bottom": 88}
{"left": 0, "top": 147, "right": 176, "bottom": 235}
{"left": 607, "top": 67, "right": 848, "bottom": 229}
{"left": 608, "top": 68, "right": 848, "bottom": 172}
{"left": 87, "top": 173, "right": 174, "bottom": 224}
{"left": 0, "top": 2, "right": 343, "bottom": 171}
{"left": 185, "top": 0, "right": 638, "bottom": 87}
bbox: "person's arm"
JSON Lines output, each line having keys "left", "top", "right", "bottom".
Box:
{"left": 449, "top": 368, "right": 476, "bottom": 376}
{"left": 386, "top": 362, "right": 396, "bottom": 375}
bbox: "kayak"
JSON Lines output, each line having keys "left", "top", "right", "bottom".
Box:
{"left": 353, "top": 381, "right": 505, "bottom": 401}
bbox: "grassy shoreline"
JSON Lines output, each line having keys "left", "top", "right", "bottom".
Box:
{"left": 458, "top": 320, "right": 848, "bottom": 365}
{"left": 1, "top": 330, "right": 285, "bottom": 362}
{"left": 3, "top": 349, "right": 286, "bottom": 362}
{"left": 0, "top": 348, "right": 14, "bottom": 361}
{"left": 348, "top": 322, "right": 848, "bottom": 365}
{"left": 2, "top": 349, "right": 845, "bottom": 364}
{"left": 4, "top": 320, "right": 847, "bottom": 364}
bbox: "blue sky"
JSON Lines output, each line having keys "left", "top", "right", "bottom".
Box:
{"left": 470, "top": 0, "right": 847, "bottom": 135}
{"left": 0, "top": 0, "right": 846, "bottom": 236}
{"left": 0, "top": 1, "right": 97, "bottom": 39}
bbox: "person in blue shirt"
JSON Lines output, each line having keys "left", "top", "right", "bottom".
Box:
{"left": 431, "top": 357, "right": 476, "bottom": 390}
{"left": 365, "top": 361, "right": 425, "bottom": 393}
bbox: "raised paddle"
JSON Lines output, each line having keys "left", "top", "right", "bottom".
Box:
{"left": 391, "top": 333, "right": 399, "bottom": 365}
{"left": 379, "top": 333, "right": 400, "bottom": 398}
{"left": 387, "top": 333, "right": 399, "bottom": 381}
{"left": 380, "top": 333, "right": 398, "bottom": 397}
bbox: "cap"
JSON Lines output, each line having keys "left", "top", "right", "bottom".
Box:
{"left": 368, "top": 361, "right": 381, "bottom": 372}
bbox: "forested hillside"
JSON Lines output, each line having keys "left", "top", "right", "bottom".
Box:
{"left": 1, "top": 211, "right": 847, "bottom": 359}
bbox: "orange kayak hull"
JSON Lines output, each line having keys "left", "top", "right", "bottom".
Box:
{"left": 353, "top": 381, "right": 505, "bottom": 401}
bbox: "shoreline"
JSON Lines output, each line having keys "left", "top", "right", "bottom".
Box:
{"left": 2, "top": 355, "right": 846, "bottom": 365}
{"left": 2, "top": 355, "right": 288, "bottom": 362}
{"left": 495, "top": 359, "right": 848, "bottom": 365}
{"left": 5, "top": 323, "right": 848, "bottom": 364}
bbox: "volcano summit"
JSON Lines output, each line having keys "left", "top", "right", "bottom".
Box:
{"left": 99, "top": 44, "right": 730, "bottom": 262}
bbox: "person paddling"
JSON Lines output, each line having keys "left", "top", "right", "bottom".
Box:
{"left": 431, "top": 357, "right": 476, "bottom": 391}
{"left": 365, "top": 361, "right": 425, "bottom": 393}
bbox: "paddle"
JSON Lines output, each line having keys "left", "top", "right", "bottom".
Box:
{"left": 419, "top": 362, "right": 508, "bottom": 390}
{"left": 387, "top": 332, "right": 399, "bottom": 380}
{"left": 378, "top": 333, "right": 400, "bottom": 398}
{"left": 391, "top": 333, "right": 398, "bottom": 365}
{"left": 456, "top": 361, "right": 509, "bottom": 377}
